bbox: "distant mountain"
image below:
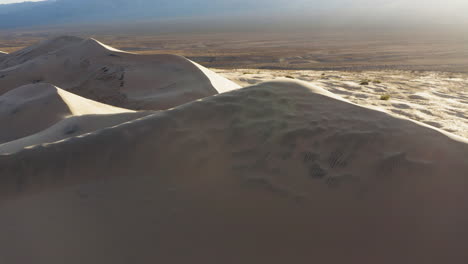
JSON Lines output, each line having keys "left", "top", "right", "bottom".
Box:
{"left": 0, "top": 0, "right": 280, "bottom": 28}
{"left": 0, "top": 0, "right": 466, "bottom": 29}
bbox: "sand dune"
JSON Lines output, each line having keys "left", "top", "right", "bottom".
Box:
{"left": 0, "top": 83, "right": 134, "bottom": 144}
{"left": 0, "top": 36, "right": 83, "bottom": 69}
{"left": 218, "top": 69, "right": 468, "bottom": 138}
{"left": 0, "top": 36, "right": 240, "bottom": 110}
{"left": 0, "top": 80, "right": 466, "bottom": 264}
{"left": 0, "top": 51, "right": 6, "bottom": 62}
{"left": 0, "top": 111, "right": 151, "bottom": 155}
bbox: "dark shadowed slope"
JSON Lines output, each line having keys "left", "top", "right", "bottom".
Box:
{"left": 0, "top": 36, "right": 240, "bottom": 110}
{"left": 0, "top": 80, "right": 466, "bottom": 264}
{"left": 0, "top": 51, "right": 6, "bottom": 63}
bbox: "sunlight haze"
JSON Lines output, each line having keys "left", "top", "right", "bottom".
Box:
{"left": 0, "top": 0, "right": 44, "bottom": 4}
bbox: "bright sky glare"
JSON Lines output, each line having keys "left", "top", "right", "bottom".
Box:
{"left": 0, "top": 0, "right": 44, "bottom": 4}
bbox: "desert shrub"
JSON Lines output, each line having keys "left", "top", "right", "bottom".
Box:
{"left": 285, "top": 75, "right": 295, "bottom": 79}
{"left": 380, "top": 94, "right": 391, "bottom": 101}
{"left": 360, "top": 80, "right": 370, "bottom": 85}
{"left": 373, "top": 80, "right": 382, "bottom": 84}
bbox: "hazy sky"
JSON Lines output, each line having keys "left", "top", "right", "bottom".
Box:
{"left": 0, "top": 0, "right": 44, "bottom": 3}
{"left": 0, "top": 0, "right": 466, "bottom": 9}
{"left": 0, "top": 0, "right": 467, "bottom": 13}
{"left": 0, "top": 0, "right": 467, "bottom": 28}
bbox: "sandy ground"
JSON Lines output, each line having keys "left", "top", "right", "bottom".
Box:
{"left": 0, "top": 37, "right": 467, "bottom": 264}
{"left": 0, "top": 36, "right": 239, "bottom": 110}
{"left": 3, "top": 29, "right": 468, "bottom": 72}
{"left": 0, "top": 83, "right": 135, "bottom": 143}
{"left": 216, "top": 69, "right": 468, "bottom": 138}
{"left": 0, "top": 83, "right": 152, "bottom": 154}
{"left": 0, "top": 80, "right": 467, "bottom": 264}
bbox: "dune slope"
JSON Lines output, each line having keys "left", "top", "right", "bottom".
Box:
{"left": 0, "top": 80, "right": 467, "bottom": 264}
{"left": 0, "top": 111, "right": 151, "bottom": 154}
{"left": 0, "top": 83, "right": 134, "bottom": 144}
{"left": 0, "top": 51, "right": 6, "bottom": 63}
{"left": 0, "top": 36, "right": 82, "bottom": 69}
{"left": 217, "top": 69, "right": 468, "bottom": 138}
{"left": 0, "top": 36, "right": 240, "bottom": 110}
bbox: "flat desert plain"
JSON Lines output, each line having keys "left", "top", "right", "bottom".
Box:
{"left": 2, "top": 28, "right": 468, "bottom": 72}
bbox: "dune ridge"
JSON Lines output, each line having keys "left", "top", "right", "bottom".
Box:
{"left": 0, "top": 83, "right": 135, "bottom": 144}
{"left": 0, "top": 111, "right": 152, "bottom": 155}
{"left": 0, "top": 36, "right": 240, "bottom": 110}
{"left": 0, "top": 36, "right": 83, "bottom": 69}
{"left": 0, "top": 80, "right": 466, "bottom": 264}
{"left": 218, "top": 69, "right": 468, "bottom": 138}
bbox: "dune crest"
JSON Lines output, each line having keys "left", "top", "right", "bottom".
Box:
{"left": 0, "top": 36, "right": 240, "bottom": 110}
{"left": 0, "top": 36, "right": 82, "bottom": 69}
{"left": 0, "top": 83, "right": 134, "bottom": 144}
{"left": 0, "top": 51, "right": 6, "bottom": 62}
{"left": 0, "top": 80, "right": 466, "bottom": 264}
{"left": 0, "top": 111, "right": 151, "bottom": 155}
{"left": 189, "top": 60, "right": 244, "bottom": 93}
{"left": 218, "top": 68, "right": 468, "bottom": 138}
{"left": 87, "top": 38, "right": 132, "bottom": 53}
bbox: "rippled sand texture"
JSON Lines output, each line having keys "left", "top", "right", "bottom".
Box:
{"left": 217, "top": 69, "right": 468, "bottom": 138}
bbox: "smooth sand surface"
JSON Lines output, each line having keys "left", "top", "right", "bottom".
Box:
{"left": 217, "top": 69, "right": 468, "bottom": 138}
{"left": 0, "top": 36, "right": 83, "bottom": 68}
{"left": 189, "top": 60, "right": 241, "bottom": 93}
{"left": 0, "top": 83, "right": 150, "bottom": 154}
{"left": 0, "top": 80, "right": 467, "bottom": 264}
{"left": 0, "top": 36, "right": 240, "bottom": 110}
{"left": 0, "top": 83, "right": 133, "bottom": 144}
{"left": 0, "top": 111, "right": 152, "bottom": 155}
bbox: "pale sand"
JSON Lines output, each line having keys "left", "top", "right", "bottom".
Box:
{"left": 0, "top": 111, "right": 151, "bottom": 155}
{"left": 0, "top": 80, "right": 467, "bottom": 264}
{"left": 0, "top": 83, "right": 134, "bottom": 144}
{"left": 0, "top": 83, "right": 151, "bottom": 154}
{"left": 216, "top": 69, "right": 468, "bottom": 138}
{"left": 0, "top": 36, "right": 239, "bottom": 110}
{"left": 0, "top": 36, "right": 467, "bottom": 263}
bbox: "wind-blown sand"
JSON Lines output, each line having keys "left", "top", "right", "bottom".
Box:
{"left": 0, "top": 79, "right": 467, "bottom": 264}
{"left": 0, "top": 36, "right": 239, "bottom": 110}
{"left": 0, "top": 37, "right": 467, "bottom": 264}
{"left": 217, "top": 69, "right": 468, "bottom": 138}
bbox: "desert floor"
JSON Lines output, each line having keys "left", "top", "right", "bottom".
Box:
{"left": 2, "top": 29, "right": 468, "bottom": 72}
